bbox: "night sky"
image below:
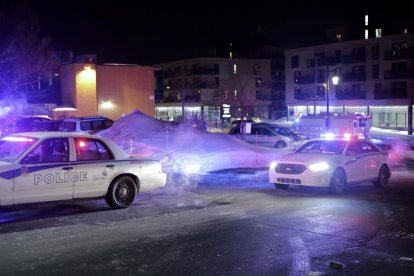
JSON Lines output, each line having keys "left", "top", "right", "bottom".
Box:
{"left": 25, "top": 0, "right": 412, "bottom": 65}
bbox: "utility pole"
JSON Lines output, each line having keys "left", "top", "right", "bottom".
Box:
{"left": 314, "top": 54, "right": 318, "bottom": 115}
{"left": 326, "top": 65, "right": 330, "bottom": 130}
{"left": 409, "top": 97, "right": 413, "bottom": 135}
{"left": 181, "top": 90, "right": 185, "bottom": 121}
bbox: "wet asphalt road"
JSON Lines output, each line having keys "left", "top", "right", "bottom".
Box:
{"left": 0, "top": 168, "right": 414, "bottom": 275}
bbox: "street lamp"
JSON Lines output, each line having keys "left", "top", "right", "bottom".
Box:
{"left": 326, "top": 75, "right": 339, "bottom": 130}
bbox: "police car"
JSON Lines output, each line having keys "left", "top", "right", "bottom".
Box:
{"left": 0, "top": 132, "right": 166, "bottom": 209}
{"left": 269, "top": 136, "right": 391, "bottom": 194}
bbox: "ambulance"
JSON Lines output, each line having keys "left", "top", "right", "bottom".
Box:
{"left": 294, "top": 114, "right": 371, "bottom": 139}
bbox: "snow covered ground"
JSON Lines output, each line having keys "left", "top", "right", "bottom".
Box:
{"left": 99, "top": 110, "right": 414, "bottom": 174}
{"left": 99, "top": 110, "right": 290, "bottom": 174}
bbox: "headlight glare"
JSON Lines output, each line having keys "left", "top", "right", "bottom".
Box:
{"left": 309, "top": 162, "right": 329, "bottom": 171}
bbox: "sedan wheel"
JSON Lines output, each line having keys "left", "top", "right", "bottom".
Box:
{"left": 373, "top": 165, "right": 389, "bottom": 188}
{"left": 105, "top": 176, "right": 137, "bottom": 209}
{"left": 329, "top": 169, "right": 346, "bottom": 194}
{"left": 275, "top": 141, "right": 287, "bottom": 148}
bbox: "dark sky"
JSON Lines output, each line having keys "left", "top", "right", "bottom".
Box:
{"left": 27, "top": 0, "right": 412, "bottom": 65}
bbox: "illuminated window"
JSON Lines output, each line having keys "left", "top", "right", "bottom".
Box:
{"left": 365, "top": 15, "right": 369, "bottom": 26}
{"left": 392, "top": 42, "right": 408, "bottom": 57}
{"left": 365, "top": 29, "right": 368, "bottom": 39}
{"left": 336, "top": 34, "right": 342, "bottom": 42}
{"left": 233, "top": 64, "right": 237, "bottom": 74}
{"left": 375, "top": 28, "right": 382, "bottom": 38}
{"left": 234, "top": 90, "right": 237, "bottom": 99}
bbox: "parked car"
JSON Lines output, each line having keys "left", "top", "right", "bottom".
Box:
{"left": 58, "top": 116, "right": 113, "bottom": 134}
{"left": 268, "top": 137, "right": 391, "bottom": 193}
{"left": 0, "top": 115, "right": 52, "bottom": 138}
{"left": 229, "top": 123, "right": 307, "bottom": 149}
{"left": 229, "top": 119, "right": 256, "bottom": 129}
{"left": 0, "top": 132, "right": 166, "bottom": 209}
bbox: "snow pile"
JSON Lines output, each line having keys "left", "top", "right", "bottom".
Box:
{"left": 99, "top": 110, "right": 287, "bottom": 173}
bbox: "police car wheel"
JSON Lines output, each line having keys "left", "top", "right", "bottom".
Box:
{"left": 329, "top": 169, "right": 346, "bottom": 194}
{"left": 373, "top": 165, "right": 389, "bottom": 188}
{"left": 105, "top": 176, "right": 137, "bottom": 209}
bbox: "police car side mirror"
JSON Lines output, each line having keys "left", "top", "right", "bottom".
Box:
{"left": 21, "top": 153, "right": 40, "bottom": 164}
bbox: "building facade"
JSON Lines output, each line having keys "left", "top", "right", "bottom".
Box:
{"left": 285, "top": 32, "right": 414, "bottom": 132}
{"left": 154, "top": 57, "right": 272, "bottom": 127}
{"left": 58, "top": 62, "right": 155, "bottom": 120}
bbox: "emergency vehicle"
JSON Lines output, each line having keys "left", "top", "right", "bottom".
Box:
{"left": 293, "top": 114, "right": 371, "bottom": 139}
{"left": 0, "top": 132, "right": 167, "bottom": 209}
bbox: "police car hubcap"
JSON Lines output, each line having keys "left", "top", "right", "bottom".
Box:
{"left": 119, "top": 186, "right": 128, "bottom": 198}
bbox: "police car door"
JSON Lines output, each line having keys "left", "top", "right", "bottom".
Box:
{"left": 71, "top": 137, "right": 119, "bottom": 198}
{"left": 14, "top": 138, "right": 72, "bottom": 204}
{"left": 345, "top": 141, "right": 375, "bottom": 183}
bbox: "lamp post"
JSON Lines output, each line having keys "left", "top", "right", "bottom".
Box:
{"left": 326, "top": 75, "right": 339, "bottom": 130}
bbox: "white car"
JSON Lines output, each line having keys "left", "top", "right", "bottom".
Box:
{"left": 58, "top": 116, "right": 114, "bottom": 134}
{"left": 0, "top": 132, "right": 166, "bottom": 209}
{"left": 269, "top": 137, "right": 391, "bottom": 193}
{"left": 229, "top": 124, "right": 306, "bottom": 149}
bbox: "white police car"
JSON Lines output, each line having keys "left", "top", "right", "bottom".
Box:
{"left": 0, "top": 132, "right": 166, "bottom": 209}
{"left": 269, "top": 136, "right": 391, "bottom": 194}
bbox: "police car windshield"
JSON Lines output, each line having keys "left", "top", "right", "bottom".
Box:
{"left": 296, "top": 140, "right": 347, "bottom": 155}
{"left": 0, "top": 137, "right": 37, "bottom": 162}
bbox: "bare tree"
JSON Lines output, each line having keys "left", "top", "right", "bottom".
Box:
{"left": 0, "top": 1, "right": 57, "bottom": 111}
{"left": 216, "top": 69, "right": 255, "bottom": 140}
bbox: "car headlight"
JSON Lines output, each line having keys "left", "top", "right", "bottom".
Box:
{"left": 182, "top": 163, "right": 201, "bottom": 174}
{"left": 308, "top": 162, "right": 329, "bottom": 171}
{"left": 270, "top": 161, "right": 278, "bottom": 169}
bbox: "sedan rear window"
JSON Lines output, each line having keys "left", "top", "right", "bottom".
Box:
{"left": 59, "top": 122, "right": 76, "bottom": 132}
{"left": 74, "top": 138, "right": 114, "bottom": 161}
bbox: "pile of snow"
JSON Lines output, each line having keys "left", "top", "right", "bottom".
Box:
{"left": 99, "top": 110, "right": 287, "bottom": 173}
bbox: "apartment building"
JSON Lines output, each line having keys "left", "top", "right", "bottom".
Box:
{"left": 154, "top": 57, "right": 272, "bottom": 126}
{"left": 59, "top": 59, "right": 156, "bottom": 120}
{"left": 285, "top": 32, "right": 414, "bottom": 131}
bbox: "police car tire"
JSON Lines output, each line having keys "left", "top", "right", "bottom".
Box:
{"left": 105, "top": 176, "right": 137, "bottom": 209}
{"left": 373, "top": 165, "right": 389, "bottom": 188}
{"left": 329, "top": 169, "right": 346, "bottom": 194}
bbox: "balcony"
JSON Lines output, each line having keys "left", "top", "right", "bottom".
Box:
{"left": 341, "top": 54, "right": 366, "bottom": 64}
{"left": 374, "top": 89, "right": 407, "bottom": 99}
{"left": 294, "top": 90, "right": 325, "bottom": 100}
{"left": 384, "top": 48, "right": 414, "bottom": 60}
{"left": 296, "top": 75, "right": 315, "bottom": 84}
{"left": 190, "top": 81, "right": 219, "bottom": 89}
{"left": 307, "top": 56, "right": 341, "bottom": 68}
{"left": 340, "top": 72, "right": 366, "bottom": 82}
{"left": 335, "top": 89, "right": 366, "bottom": 100}
{"left": 188, "top": 66, "right": 219, "bottom": 75}
{"left": 161, "top": 94, "right": 201, "bottom": 103}
{"left": 384, "top": 69, "right": 414, "bottom": 80}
